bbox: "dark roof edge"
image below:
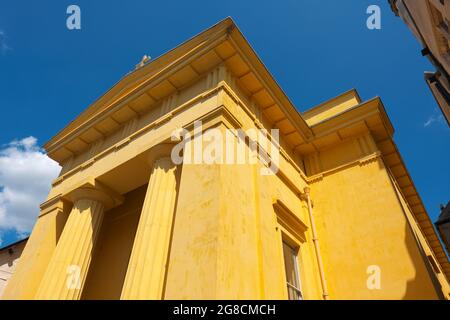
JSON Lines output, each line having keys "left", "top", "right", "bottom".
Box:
{"left": 0, "top": 237, "right": 29, "bottom": 252}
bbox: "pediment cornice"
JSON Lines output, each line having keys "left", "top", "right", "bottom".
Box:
{"left": 44, "top": 17, "right": 314, "bottom": 164}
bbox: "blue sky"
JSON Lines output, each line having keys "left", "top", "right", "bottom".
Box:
{"left": 0, "top": 0, "right": 448, "bottom": 247}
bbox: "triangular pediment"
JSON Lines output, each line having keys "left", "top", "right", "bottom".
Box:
{"left": 44, "top": 17, "right": 313, "bottom": 163}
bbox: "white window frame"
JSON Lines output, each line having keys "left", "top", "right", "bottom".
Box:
{"left": 282, "top": 240, "right": 303, "bottom": 300}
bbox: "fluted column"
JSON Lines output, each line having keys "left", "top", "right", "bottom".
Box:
{"left": 121, "top": 157, "right": 179, "bottom": 299}
{"left": 35, "top": 193, "right": 106, "bottom": 300}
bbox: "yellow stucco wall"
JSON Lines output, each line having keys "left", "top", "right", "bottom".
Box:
{"left": 311, "top": 158, "right": 440, "bottom": 299}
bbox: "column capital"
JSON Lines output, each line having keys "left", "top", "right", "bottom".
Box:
{"left": 147, "top": 143, "right": 177, "bottom": 167}
{"left": 63, "top": 177, "right": 124, "bottom": 210}
{"left": 36, "top": 186, "right": 107, "bottom": 300}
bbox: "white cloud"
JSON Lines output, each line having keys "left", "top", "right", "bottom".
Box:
{"left": 0, "top": 30, "right": 11, "bottom": 54}
{"left": 0, "top": 137, "right": 60, "bottom": 240}
{"left": 424, "top": 113, "right": 445, "bottom": 127}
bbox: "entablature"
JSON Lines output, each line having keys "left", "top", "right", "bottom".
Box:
{"left": 45, "top": 18, "right": 313, "bottom": 170}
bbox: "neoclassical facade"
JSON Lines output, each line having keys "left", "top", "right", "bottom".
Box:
{"left": 3, "top": 18, "right": 450, "bottom": 300}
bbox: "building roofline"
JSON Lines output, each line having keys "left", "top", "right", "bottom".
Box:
{"left": 388, "top": 0, "right": 400, "bottom": 16}
{"left": 44, "top": 17, "right": 236, "bottom": 151}
{"left": 43, "top": 17, "right": 314, "bottom": 159}
{"left": 436, "top": 202, "right": 450, "bottom": 226}
{"left": 302, "top": 88, "right": 362, "bottom": 117}
{"left": 0, "top": 237, "right": 29, "bottom": 252}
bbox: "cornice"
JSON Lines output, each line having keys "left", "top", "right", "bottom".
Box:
{"left": 45, "top": 18, "right": 316, "bottom": 165}
{"left": 302, "top": 88, "right": 362, "bottom": 119}
{"left": 220, "top": 81, "right": 309, "bottom": 184}
{"left": 306, "top": 152, "right": 382, "bottom": 184}
{"left": 273, "top": 199, "right": 308, "bottom": 243}
{"left": 310, "top": 97, "right": 393, "bottom": 138}
{"left": 39, "top": 194, "right": 68, "bottom": 217}
{"left": 51, "top": 83, "right": 225, "bottom": 187}
{"left": 226, "top": 29, "right": 313, "bottom": 141}
{"left": 45, "top": 34, "right": 229, "bottom": 158}
{"left": 44, "top": 18, "right": 234, "bottom": 153}
{"left": 51, "top": 89, "right": 309, "bottom": 207}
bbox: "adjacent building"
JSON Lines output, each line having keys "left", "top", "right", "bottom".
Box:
{"left": 389, "top": 0, "right": 450, "bottom": 125}
{"left": 0, "top": 238, "right": 27, "bottom": 298}
{"left": 436, "top": 202, "right": 450, "bottom": 255}
{"left": 2, "top": 18, "right": 449, "bottom": 300}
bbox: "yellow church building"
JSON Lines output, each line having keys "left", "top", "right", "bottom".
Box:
{"left": 2, "top": 18, "right": 449, "bottom": 300}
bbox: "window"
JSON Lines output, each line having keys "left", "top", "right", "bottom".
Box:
{"left": 282, "top": 241, "right": 303, "bottom": 300}
{"left": 429, "top": 1, "right": 450, "bottom": 56}
{"left": 273, "top": 199, "right": 307, "bottom": 300}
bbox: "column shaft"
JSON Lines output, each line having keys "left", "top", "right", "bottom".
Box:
{"left": 121, "top": 157, "right": 178, "bottom": 299}
{"left": 35, "top": 199, "right": 104, "bottom": 300}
